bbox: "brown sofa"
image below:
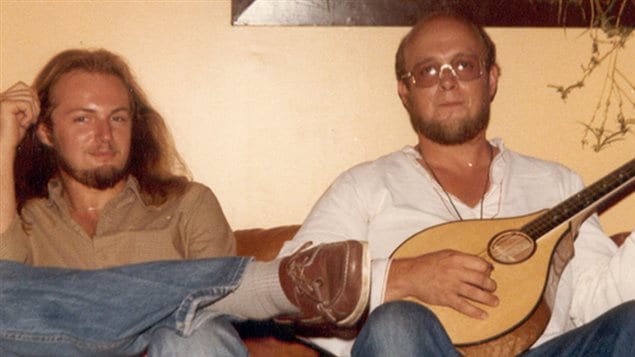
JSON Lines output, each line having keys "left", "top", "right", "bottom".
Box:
{"left": 233, "top": 225, "right": 630, "bottom": 356}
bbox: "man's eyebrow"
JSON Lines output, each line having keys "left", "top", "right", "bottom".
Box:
{"left": 62, "top": 107, "right": 97, "bottom": 115}
{"left": 110, "top": 107, "right": 131, "bottom": 114}
{"left": 412, "top": 52, "right": 481, "bottom": 69}
{"left": 416, "top": 52, "right": 479, "bottom": 62}
{"left": 63, "top": 106, "right": 131, "bottom": 115}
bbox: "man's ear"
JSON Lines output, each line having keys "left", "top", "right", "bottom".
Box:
{"left": 36, "top": 123, "right": 54, "bottom": 147}
{"left": 487, "top": 64, "right": 500, "bottom": 101}
{"left": 397, "top": 79, "right": 412, "bottom": 111}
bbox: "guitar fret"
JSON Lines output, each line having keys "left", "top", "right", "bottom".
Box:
{"left": 522, "top": 159, "right": 634, "bottom": 239}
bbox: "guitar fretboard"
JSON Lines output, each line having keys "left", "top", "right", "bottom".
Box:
{"left": 522, "top": 158, "right": 635, "bottom": 240}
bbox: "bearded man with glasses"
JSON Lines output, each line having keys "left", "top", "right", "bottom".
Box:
{"left": 277, "top": 9, "right": 635, "bottom": 357}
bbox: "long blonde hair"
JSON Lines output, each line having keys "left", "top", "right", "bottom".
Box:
{"left": 15, "top": 48, "right": 191, "bottom": 211}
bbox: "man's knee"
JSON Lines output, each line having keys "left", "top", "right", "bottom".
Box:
{"left": 608, "top": 301, "right": 635, "bottom": 330}
{"left": 366, "top": 300, "right": 439, "bottom": 330}
{"left": 147, "top": 316, "right": 247, "bottom": 357}
{"left": 352, "top": 301, "right": 458, "bottom": 357}
{"left": 363, "top": 300, "right": 449, "bottom": 343}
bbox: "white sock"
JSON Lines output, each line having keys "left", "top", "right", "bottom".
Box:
{"left": 210, "top": 259, "right": 299, "bottom": 320}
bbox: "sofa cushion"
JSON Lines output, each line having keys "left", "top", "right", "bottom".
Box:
{"left": 235, "top": 225, "right": 300, "bottom": 261}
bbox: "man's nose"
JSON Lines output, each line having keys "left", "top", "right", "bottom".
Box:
{"left": 95, "top": 119, "right": 113, "bottom": 141}
{"left": 438, "top": 64, "right": 458, "bottom": 90}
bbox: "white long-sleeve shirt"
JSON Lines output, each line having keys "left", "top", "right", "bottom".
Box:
{"left": 279, "top": 139, "right": 634, "bottom": 356}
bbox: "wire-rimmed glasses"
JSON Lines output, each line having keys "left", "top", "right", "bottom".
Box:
{"left": 401, "top": 55, "right": 485, "bottom": 88}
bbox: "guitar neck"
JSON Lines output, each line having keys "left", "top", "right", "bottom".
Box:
{"left": 523, "top": 158, "right": 635, "bottom": 239}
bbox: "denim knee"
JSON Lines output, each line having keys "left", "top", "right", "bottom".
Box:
{"left": 367, "top": 301, "right": 450, "bottom": 342}
{"left": 526, "top": 301, "right": 635, "bottom": 357}
{"left": 367, "top": 301, "right": 437, "bottom": 330}
{"left": 352, "top": 301, "right": 459, "bottom": 357}
{"left": 602, "top": 301, "right": 635, "bottom": 339}
{"left": 610, "top": 300, "right": 635, "bottom": 322}
{"left": 147, "top": 316, "right": 247, "bottom": 357}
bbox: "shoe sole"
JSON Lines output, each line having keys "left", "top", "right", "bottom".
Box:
{"left": 337, "top": 240, "right": 370, "bottom": 327}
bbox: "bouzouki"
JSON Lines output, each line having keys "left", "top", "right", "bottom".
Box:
{"left": 391, "top": 158, "right": 634, "bottom": 356}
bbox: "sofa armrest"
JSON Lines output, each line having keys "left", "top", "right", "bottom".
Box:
{"left": 610, "top": 231, "right": 630, "bottom": 247}
{"left": 235, "top": 225, "right": 300, "bottom": 261}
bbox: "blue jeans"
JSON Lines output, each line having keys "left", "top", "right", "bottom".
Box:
{"left": 352, "top": 300, "right": 635, "bottom": 357}
{"left": 147, "top": 315, "right": 247, "bottom": 357}
{"left": 0, "top": 258, "right": 251, "bottom": 357}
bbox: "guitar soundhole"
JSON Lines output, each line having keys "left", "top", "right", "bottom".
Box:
{"left": 488, "top": 230, "right": 536, "bottom": 264}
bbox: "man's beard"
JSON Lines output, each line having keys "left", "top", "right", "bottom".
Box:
{"left": 55, "top": 150, "right": 129, "bottom": 190}
{"left": 411, "top": 106, "right": 490, "bottom": 145}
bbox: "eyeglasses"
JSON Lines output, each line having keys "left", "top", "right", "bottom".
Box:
{"left": 401, "top": 55, "right": 484, "bottom": 88}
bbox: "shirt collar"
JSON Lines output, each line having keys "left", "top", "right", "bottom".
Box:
{"left": 402, "top": 137, "right": 509, "bottom": 184}
{"left": 402, "top": 137, "right": 508, "bottom": 161}
{"left": 47, "top": 176, "right": 144, "bottom": 211}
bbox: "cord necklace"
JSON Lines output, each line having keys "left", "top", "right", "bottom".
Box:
{"left": 420, "top": 144, "right": 493, "bottom": 221}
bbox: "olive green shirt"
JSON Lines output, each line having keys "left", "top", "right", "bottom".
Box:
{"left": 0, "top": 177, "right": 235, "bottom": 268}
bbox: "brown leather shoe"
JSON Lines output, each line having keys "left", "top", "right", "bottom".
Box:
{"left": 277, "top": 240, "right": 370, "bottom": 327}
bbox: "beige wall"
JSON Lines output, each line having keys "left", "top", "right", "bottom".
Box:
{"left": 1, "top": 1, "right": 633, "bottom": 234}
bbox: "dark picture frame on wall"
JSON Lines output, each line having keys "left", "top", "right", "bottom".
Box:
{"left": 231, "top": 0, "right": 635, "bottom": 27}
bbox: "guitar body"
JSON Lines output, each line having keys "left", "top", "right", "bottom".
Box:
{"left": 389, "top": 159, "right": 634, "bottom": 355}
{"left": 391, "top": 210, "right": 572, "bottom": 354}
